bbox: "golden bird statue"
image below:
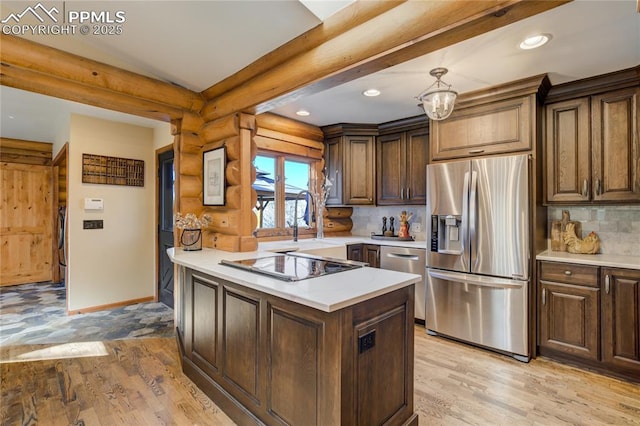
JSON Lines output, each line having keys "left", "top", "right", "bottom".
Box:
{"left": 563, "top": 222, "right": 600, "bottom": 254}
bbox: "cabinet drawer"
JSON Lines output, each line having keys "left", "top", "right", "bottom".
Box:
{"left": 539, "top": 261, "right": 599, "bottom": 287}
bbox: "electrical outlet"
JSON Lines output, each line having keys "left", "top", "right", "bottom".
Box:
{"left": 413, "top": 223, "right": 422, "bottom": 232}
{"left": 358, "top": 330, "right": 376, "bottom": 353}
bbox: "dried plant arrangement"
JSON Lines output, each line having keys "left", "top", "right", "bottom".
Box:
{"left": 175, "top": 212, "right": 212, "bottom": 230}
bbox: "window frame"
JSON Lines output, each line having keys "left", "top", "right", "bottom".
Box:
{"left": 253, "top": 150, "right": 321, "bottom": 239}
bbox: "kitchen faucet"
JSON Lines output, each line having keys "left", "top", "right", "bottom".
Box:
{"left": 292, "top": 190, "right": 315, "bottom": 242}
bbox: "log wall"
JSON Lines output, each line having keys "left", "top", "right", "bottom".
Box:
{"left": 0, "top": 138, "right": 53, "bottom": 166}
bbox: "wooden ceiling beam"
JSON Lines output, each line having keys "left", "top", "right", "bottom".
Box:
{"left": 1, "top": 62, "right": 185, "bottom": 122}
{"left": 201, "top": 0, "right": 570, "bottom": 122}
{"left": 0, "top": 34, "right": 204, "bottom": 119}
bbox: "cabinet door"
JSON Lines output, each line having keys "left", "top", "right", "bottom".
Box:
{"left": 539, "top": 281, "right": 600, "bottom": 361}
{"left": 363, "top": 244, "right": 380, "bottom": 268}
{"left": 430, "top": 96, "right": 532, "bottom": 161}
{"left": 405, "top": 128, "right": 429, "bottom": 204}
{"left": 377, "top": 133, "right": 404, "bottom": 205}
{"left": 325, "top": 137, "right": 343, "bottom": 205}
{"left": 346, "top": 244, "right": 363, "bottom": 262}
{"left": 344, "top": 135, "right": 375, "bottom": 205}
{"left": 592, "top": 87, "right": 640, "bottom": 202}
{"left": 601, "top": 268, "right": 640, "bottom": 375}
{"left": 545, "top": 97, "right": 591, "bottom": 203}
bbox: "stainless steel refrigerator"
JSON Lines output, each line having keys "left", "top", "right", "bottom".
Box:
{"left": 425, "top": 154, "right": 530, "bottom": 362}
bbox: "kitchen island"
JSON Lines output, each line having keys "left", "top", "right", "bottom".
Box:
{"left": 168, "top": 248, "right": 421, "bottom": 426}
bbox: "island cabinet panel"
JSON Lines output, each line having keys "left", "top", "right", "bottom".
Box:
{"left": 190, "top": 274, "right": 219, "bottom": 375}
{"left": 601, "top": 268, "right": 640, "bottom": 377}
{"left": 222, "top": 287, "right": 260, "bottom": 402}
{"left": 355, "top": 306, "right": 407, "bottom": 425}
{"left": 179, "top": 267, "right": 416, "bottom": 426}
{"left": 268, "top": 308, "right": 321, "bottom": 425}
{"left": 346, "top": 243, "right": 380, "bottom": 268}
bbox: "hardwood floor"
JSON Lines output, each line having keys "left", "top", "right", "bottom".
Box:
{"left": 1, "top": 326, "right": 639, "bottom": 425}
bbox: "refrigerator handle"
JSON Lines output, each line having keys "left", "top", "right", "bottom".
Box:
{"left": 462, "top": 171, "right": 470, "bottom": 256}
{"left": 468, "top": 170, "right": 478, "bottom": 264}
{"left": 428, "top": 269, "right": 525, "bottom": 289}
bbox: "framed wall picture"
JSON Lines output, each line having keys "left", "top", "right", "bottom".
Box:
{"left": 203, "top": 147, "right": 226, "bottom": 206}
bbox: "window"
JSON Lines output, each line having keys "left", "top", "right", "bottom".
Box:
{"left": 253, "top": 154, "right": 317, "bottom": 235}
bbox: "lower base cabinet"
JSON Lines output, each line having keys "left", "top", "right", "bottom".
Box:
{"left": 347, "top": 243, "right": 380, "bottom": 268}
{"left": 602, "top": 267, "right": 640, "bottom": 376}
{"left": 538, "top": 261, "right": 640, "bottom": 381}
{"left": 178, "top": 267, "right": 417, "bottom": 425}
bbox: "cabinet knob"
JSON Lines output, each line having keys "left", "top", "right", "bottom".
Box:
{"left": 564, "top": 270, "right": 572, "bottom": 276}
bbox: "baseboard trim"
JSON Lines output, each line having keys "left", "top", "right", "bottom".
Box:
{"left": 67, "top": 296, "right": 155, "bottom": 315}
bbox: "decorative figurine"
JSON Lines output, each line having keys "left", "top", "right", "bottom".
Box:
{"left": 398, "top": 210, "right": 413, "bottom": 239}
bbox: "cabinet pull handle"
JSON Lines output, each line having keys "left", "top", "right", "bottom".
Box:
{"left": 469, "top": 149, "right": 484, "bottom": 154}
{"left": 542, "top": 288, "right": 546, "bottom": 305}
{"left": 407, "top": 187, "right": 410, "bottom": 199}
{"left": 595, "top": 178, "right": 601, "bottom": 196}
{"left": 564, "top": 270, "right": 572, "bottom": 276}
{"left": 582, "top": 179, "right": 589, "bottom": 197}
{"left": 605, "top": 274, "right": 610, "bottom": 294}
{"left": 401, "top": 188, "right": 404, "bottom": 200}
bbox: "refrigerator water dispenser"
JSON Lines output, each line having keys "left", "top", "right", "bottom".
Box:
{"left": 430, "top": 215, "right": 463, "bottom": 254}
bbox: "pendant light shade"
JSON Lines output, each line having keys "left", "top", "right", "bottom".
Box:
{"left": 416, "top": 68, "right": 458, "bottom": 121}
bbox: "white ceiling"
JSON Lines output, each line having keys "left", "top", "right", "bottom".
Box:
{"left": 1, "top": 0, "right": 639, "bottom": 142}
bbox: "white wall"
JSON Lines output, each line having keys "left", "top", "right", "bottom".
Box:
{"left": 67, "top": 114, "right": 156, "bottom": 312}
{"left": 153, "top": 122, "right": 173, "bottom": 151}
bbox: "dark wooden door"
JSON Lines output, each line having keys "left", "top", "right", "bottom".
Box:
{"left": 545, "top": 97, "right": 591, "bottom": 203}
{"left": 158, "top": 149, "right": 175, "bottom": 308}
{"left": 324, "top": 136, "right": 343, "bottom": 205}
{"left": 591, "top": 87, "right": 640, "bottom": 202}
{"left": 405, "top": 127, "right": 429, "bottom": 204}
{"left": 377, "top": 132, "right": 404, "bottom": 205}
{"left": 601, "top": 267, "right": 640, "bottom": 375}
{"left": 363, "top": 244, "right": 380, "bottom": 268}
{"left": 539, "top": 281, "right": 599, "bottom": 361}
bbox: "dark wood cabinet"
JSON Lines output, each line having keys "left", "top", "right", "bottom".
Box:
{"left": 346, "top": 243, "right": 380, "bottom": 268}
{"left": 322, "top": 124, "right": 376, "bottom": 206}
{"left": 601, "top": 267, "right": 640, "bottom": 377}
{"left": 545, "top": 67, "right": 640, "bottom": 204}
{"left": 538, "top": 261, "right": 640, "bottom": 381}
{"left": 179, "top": 267, "right": 417, "bottom": 425}
{"left": 377, "top": 116, "right": 429, "bottom": 205}
{"left": 539, "top": 262, "right": 600, "bottom": 361}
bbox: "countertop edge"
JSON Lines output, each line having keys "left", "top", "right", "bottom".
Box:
{"left": 168, "top": 248, "right": 421, "bottom": 312}
{"left": 536, "top": 250, "right": 640, "bottom": 270}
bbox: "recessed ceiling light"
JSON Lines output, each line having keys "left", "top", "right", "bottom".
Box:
{"left": 296, "top": 110, "right": 310, "bottom": 116}
{"left": 363, "top": 89, "right": 381, "bottom": 97}
{"left": 519, "top": 34, "right": 551, "bottom": 50}
{"left": 8, "top": 115, "right": 15, "bottom": 119}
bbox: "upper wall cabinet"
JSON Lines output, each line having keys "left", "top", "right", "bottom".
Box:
{"left": 377, "top": 116, "right": 429, "bottom": 205}
{"left": 322, "top": 124, "right": 377, "bottom": 206}
{"left": 429, "top": 75, "right": 550, "bottom": 162}
{"left": 545, "top": 67, "right": 640, "bottom": 204}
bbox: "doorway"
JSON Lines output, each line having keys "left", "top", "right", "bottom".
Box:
{"left": 157, "top": 147, "right": 175, "bottom": 308}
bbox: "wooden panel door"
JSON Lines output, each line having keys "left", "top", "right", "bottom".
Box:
{"left": 601, "top": 268, "right": 640, "bottom": 376}
{"left": 377, "top": 133, "right": 404, "bottom": 205}
{"left": 343, "top": 135, "right": 374, "bottom": 205}
{"left": 539, "top": 281, "right": 600, "bottom": 361}
{"left": 545, "top": 97, "right": 591, "bottom": 203}
{"left": 363, "top": 244, "right": 380, "bottom": 268}
{"left": 324, "top": 136, "right": 343, "bottom": 206}
{"left": 405, "top": 128, "right": 429, "bottom": 204}
{"left": 346, "top": 244, "right": 363, "bottom": 262}
{"left": 1, "top": 162, "right": 52, "bottom": 285}
{"left": 190, "top": 272, "right": 219, "bottom": 376}
{"left": 158, "top": 148, "right": 175, "bottom": 307}
{"left": 592, "top": 87, "right": 640, "bottom": 202}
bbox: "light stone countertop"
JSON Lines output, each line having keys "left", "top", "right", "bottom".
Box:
{"left": 258, "top": 236, "right": 427, "bottom": 252}
{"left": 537, "top": 250, "right": 640, "bottom": 270}
{"left": 168, "top": 247, "right": 421, "bottom": 313}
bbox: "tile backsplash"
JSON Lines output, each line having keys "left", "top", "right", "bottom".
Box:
{"left": 547, "top": 206, "right": 640, "bottom": 256}
{"left": 351, "top": 206, "right": 427, "bottom": 242}
{"left": 352, "top": 205, "right": 640, "bottom": 256}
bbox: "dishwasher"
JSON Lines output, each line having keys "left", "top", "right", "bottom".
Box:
{"left": 379, "top": 246, "right": 426, "bottom": 322}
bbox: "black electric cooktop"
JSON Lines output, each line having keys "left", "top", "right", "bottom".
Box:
{"left": 220, "top": 253, "right": 366, "bottom": 282}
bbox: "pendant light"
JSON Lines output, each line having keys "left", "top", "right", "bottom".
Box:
{"left": 416, "top": 67, "right": 458, "bottom": 121}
